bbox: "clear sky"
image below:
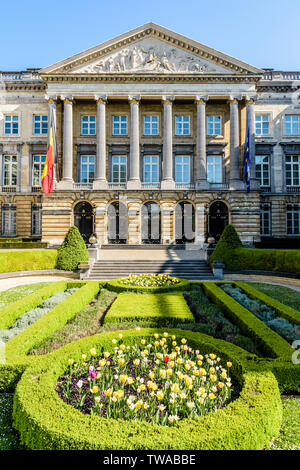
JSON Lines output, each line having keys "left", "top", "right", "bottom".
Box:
{"left": 1, "top": 0, "right": 299, "bottom": 71}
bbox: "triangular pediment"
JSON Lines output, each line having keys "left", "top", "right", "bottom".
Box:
{"left": 41, "top": 23, "right": 262, "bottom": 76}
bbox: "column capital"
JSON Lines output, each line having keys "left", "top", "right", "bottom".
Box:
{"left": 245, "top": 94, "right": 258, "bottom": 104}
{"left": 94, "top": 95, "right": 107, "bottom": 104}
{"left": 45, "top": 95, "right": 57, "bottom": 104}
{"left": 60, "top": 95, "right": 74, "bottom": 104}
{"left": 228, "top": 95, "right": 242, "bottom": 104}
{"left": 162, "top": 95, "right": 175, "bottom": 104}
{"left": 128, "top": 95, "right": 141, "bottom": 104}
{"left": 195, "top": 95, "right": 208, "bottom": 104}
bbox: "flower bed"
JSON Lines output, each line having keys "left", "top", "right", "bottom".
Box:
{"left": 121, "top": 274, "right": 181, "bottom": 288}
{"left": 13, "top": 328, "right": 282, "bottom": 450}
{"left": 106, "top": 277, "right": 190, "bottom": 294}
{"left": 58, "top": 332, "right": 233, "bottom": 425}
{"left": 221, "top": 284, "right": 299, "bottom": 344}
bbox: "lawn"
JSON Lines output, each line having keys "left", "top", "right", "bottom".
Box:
{"left": 247, "top": 282, "right": 300, "bottom": 312}
{"left": 0, "top": 282, "right": 48, "bottom": 308}
{"left": 103, "top": 292, "right": 194, "bottom": 324}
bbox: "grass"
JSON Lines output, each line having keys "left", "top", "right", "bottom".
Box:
{"left": 30, "top": 288, "right": 117, "bottom": 355}
{"left": 0, "top": 250, "right": 57, "bottom": 273}
{"left": 268, "top": 397, "right": 300, "bottom": 450}
{"left": 0, "top": 394, "right": 23, "bottom": 450}
{"left": 247, "top": 283, "right": 300, "bottom": 312}
{"left": 103, "top": 292, "right": 195, "bottom": 324}
{"left": 0, "top": 283, "right": 48, "bottom": 308}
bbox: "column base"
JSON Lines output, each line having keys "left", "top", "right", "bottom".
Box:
{"left": 93, "top": 179, "right": 108, "bottom": 190}
{"left": 229, "top": 179, "right": 245, "bottom": 190}
{"left": 127, "top": 179, "right": 141, "bottom": 190}
{"left": 56, "top": 179, "right": 74, "bottom": 190}
{"left": 161, "top": 179, "right": 175, "bottom": 190}
{"left": 196, "top": 180, "right": 210, "bottom": 190}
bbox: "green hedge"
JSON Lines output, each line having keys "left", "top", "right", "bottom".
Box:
{"left": 201, "top": 282, "right": 300, "bottom": 393}
{"left": 0, "top": 250, "right": 58, "bottom": 273}
{"left": 203, "top": 282, "right": 293, "bottom": 359}
{"left": 0, "top": 281, "right": 100, "bottom": 392}
{"left": 211, "top": 246, "right": 300, "bottom": 274}
{"left": 0, "top": 242, "right": 48, "bottom": 249}
{"left": 12, "top": 328, "right": 282, "bottom": 450}
{"left": 103, "top": 292, "right": 194, "bottom": 326}
{"left": 235, "top": 282, "right": 300, "bottom": 326}
{"left": 106, "top": 277, "right": 190, "bottom": 294}
{"left": 0, "top": 281, "right": 66, "bottom": 329}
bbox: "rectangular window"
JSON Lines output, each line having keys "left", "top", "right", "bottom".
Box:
{"left": 1, "top": 204, "right": 16, "bottom": 236}
{"left": 284, "top": 115, "right": 299, "bottom": 135}
{"left": 4, "top": 115, "right": 19, "bottom": 135}
{"left": 286, "top": 155, "right": 300, "bottom": 186}
{"left": 112, "top": 156, "right": 127, "bottom": 182}
{"left": 31, "top": 203, "right": 42, "bottom": 236}
{"left": 32, "top": 155, "right": 46, "bottom": 187}
{"left": 175, "top": 116, "right": 190, "bottom": 136}
{"left": 207, "top": 155, "right": 222, "bottom": 183}
{"left": 33, "top": 115, "right": 48, "bottom": 135}
{"left": 3, "top": 155, "right": 18, "bottom": 186}
{"left": 287, "top": 204, "right": 300, "bottom": 235}
{"left": 112, "top": 116, "right": 128, "bottom": 135}
{"left": 80, "top": 155, "right": 95, "bottom": 183}
{"left": 261, "top": 203, "right": 271, "bottom": 236}
{"left": 143, "top": 155, "right": 159, "bottom": 183}
{"left": 255, "top": 115, "right": 270, "bottom": 135}
{"left": 255, "top": 155, "right": 270, "bottom": 187}
{"left": 175, "top": 155, "right": 190, "bottom": 183}
{"left": 143, "top": 115, "right": 159, "bottom": 135}
{"left": 207, "top": 116, "right": 222, "bottom": 136}
{"left": 81, "top": 115, "right": 96, "bottom": 135}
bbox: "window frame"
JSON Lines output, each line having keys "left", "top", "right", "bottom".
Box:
{"left": 261, "top": 203, "right": 271, "bottom": 236}
{"left": 207, "top": 154, "right": 223, "bottom": 183}
{"left": 31, "top": 203, "right": 42, "bottom": 236}
{"left": 1, "top": 204, "right": 16, "bottom": 236}
{"left": 255, "top": 155, "right": 271, "bottom": 187}
{"left": 79, "top": 155, "right": 96, "bottom": 183}
{"left": 175, "top": 155, "right": 191, "bottom": 183}
{"left": 80, "top": 114, "right": 96, "bottom": 136}
{"left": 143, "top": 155, "right": 160, "bottom": 183}
{"left": 33, "top": 114, "right": 48, "bottom": 136}
{"left": 206, "top": 115, "right": 222, "bottom": 137}
{"left": 111, "top": 115, "right": 128, "bottom": 136}
{"left": 174, "top": 115, "right": 191, "bottom": 137}
{"left": 4, "top": 114, "right": 19, "bottom": 136}
{"left": 143, "top": 114, "right": 160, "bottom": 136}
{"left": 286, "top": 203, "right": 300, "bottom": 235}
{"left": 111, "top": 155, "right": 127, "bottom": 183}
{"left": 285, "top": 155, "right": 300, "bottom": 187}
{"left": 284, "top": 115, "right": 300, "bottom": 136}
{"left": 32, "top": 154, "right": 47, "bottom": 187}
{"left": 255, "top": 114, "right": 270, "bottom": 136}
{"left": 3, "top": 155, "right": 18, "bottom": 187}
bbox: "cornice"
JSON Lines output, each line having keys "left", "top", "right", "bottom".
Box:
{"left": 4, "top": 82, "right": 46, "bottom": 92}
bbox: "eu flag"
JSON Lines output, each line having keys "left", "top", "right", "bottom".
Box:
{"left": 243, "top": 116, "right": 251, "bottom": 193}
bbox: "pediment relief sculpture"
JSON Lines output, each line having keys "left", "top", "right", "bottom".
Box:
{"left": 71, "top": 39, "right": 219, "bottom": 74}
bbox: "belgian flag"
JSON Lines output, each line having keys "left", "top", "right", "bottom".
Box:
{"left": 41, "top": 106, "right": 56, "bottom": 195}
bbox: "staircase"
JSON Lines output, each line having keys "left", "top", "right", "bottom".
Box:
{"left": 88, "top": 259, "right": 214, "bottom": 281}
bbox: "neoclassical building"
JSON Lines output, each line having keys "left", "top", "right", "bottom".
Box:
{"left": 0, "top": 23, "right": 299, "bottom": 246}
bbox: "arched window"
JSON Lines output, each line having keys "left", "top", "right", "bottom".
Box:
{"left": 141, "top": 202, "right": 161, "bottom": 244}
{"left": 107, "top": 201, "right": 127, "bottom": 244}
{"left": 175, "top": 202, "right": 195, "bottom": 244}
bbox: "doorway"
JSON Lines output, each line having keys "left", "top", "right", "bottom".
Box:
{"left": 141, "top": 202, "right": 161, "bottom": 244}
{"left": 208, "top": 201, "right": 229, "bottom": 241}
{"left": 74, "top": 201, "right": 94, "bottom": 244}
{"left": 107, "top": 201, "right": 127, "bottom": 244}
{"left": 175, "top": 201, "right": 195, "bottom": 244}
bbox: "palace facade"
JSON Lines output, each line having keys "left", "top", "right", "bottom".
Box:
{"left": 0, "top": 23, "right": 299, "bottom": 246}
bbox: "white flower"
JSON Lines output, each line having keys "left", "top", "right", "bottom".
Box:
{"left": 77, "top": 380, "right": 83, "bottom": 389}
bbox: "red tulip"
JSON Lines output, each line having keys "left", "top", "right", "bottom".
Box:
{"left": 164, "top": 355, "right": 169, "bottom": 364}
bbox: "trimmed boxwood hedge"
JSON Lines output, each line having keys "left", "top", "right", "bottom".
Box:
{"left": 12, "top": 328, "right": 282, "bottom": 450}
{"left": 0, "top": 281, "right": 101, "bottom": 392}
{"left": 235, "top": 282, "right": 300, "bottom": 326}
{"left": 106, "top": 277, "right": 190, "bottom": 294}
{"left": 0, "top": 250, "right": 58, "bottom": 273}
{"left": 201, "top": 282, "right": 300, "bottom": 393}
{"left": 103, "top": 292, "right": 195, "bottom": 326}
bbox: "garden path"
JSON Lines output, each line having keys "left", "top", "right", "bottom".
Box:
{"left": 224, "top": 274, "right": 300, "bottom": 293}
{"left": 0, "top": 276, "right": 74, "bottom": 293}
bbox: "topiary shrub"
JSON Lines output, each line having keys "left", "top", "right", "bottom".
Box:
{"left": 209, "top": 225, "right": 243, "bottom": 269}
{"left": 56, "top": 226, "right": 89, "bottom": 271}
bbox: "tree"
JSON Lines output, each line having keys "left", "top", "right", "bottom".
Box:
{"left": 209, "top": 225, "right": 243, "bottom": 270}
{"left": 56, "top": 226, "right": 89, "bottom": 271}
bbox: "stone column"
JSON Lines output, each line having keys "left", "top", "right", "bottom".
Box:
{"left": 246, "top": 97, "right": 260, "bottom": 190}
{"left": 47, "top": 97, "right": 57, "bottom": 187}
{"left": 195, "top": 202, "right": 206, "bottom": 247}
{"left": 58, "top": 96, "right": 74, "bottom": 189}
{"left": 127, "top": 96, "right": 141, "bottom": 189}
{"left": 195, "top": 96, "right": 209, "bottom": 189}
{"left": 94, "top": 96, "right": 108, "bottom": 189}
{"left": 229, "top": 97, "right": 243, "bottom": 189}
{"left": 161, "top": 96, "right": 175, "bottom": 189}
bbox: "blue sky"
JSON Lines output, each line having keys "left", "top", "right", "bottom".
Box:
{"left": 1, "top": 0, "right": 299, "bottom": 70}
